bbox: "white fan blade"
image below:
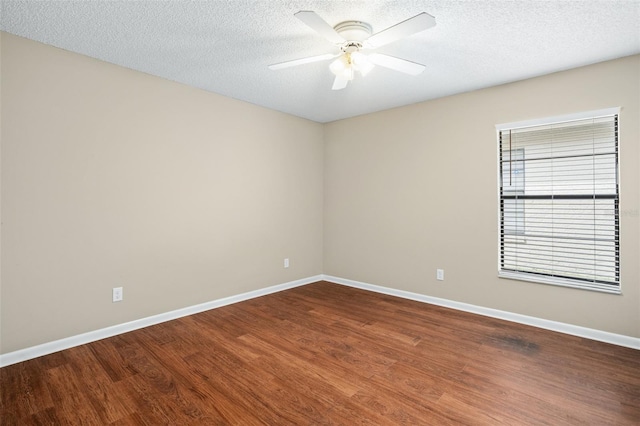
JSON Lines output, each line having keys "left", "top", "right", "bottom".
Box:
{"left": 295, "top": 11, "right": 345, "bottom": 44}
{"left": 369, "top": 53, "right": 425, "bottom": 75}
{"left": 366, "top": 13, "right": 435, "bottom": 48}
{"left": 269, "top": 53, "right": 337, "bottom": 70}
{"left": 332, "top": 75, "right": 349, "bottom": 90}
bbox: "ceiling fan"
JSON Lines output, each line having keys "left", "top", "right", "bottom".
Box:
{"left": 269, "top": 11, "right": 436, "bottom": 90}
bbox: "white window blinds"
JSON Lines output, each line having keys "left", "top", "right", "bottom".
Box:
{"left": 498, "top": 110, "right": 620, "bottom": 293}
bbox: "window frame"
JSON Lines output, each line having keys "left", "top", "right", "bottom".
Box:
{"left": 496, "top": 107, "right": 621, "bottom": 294}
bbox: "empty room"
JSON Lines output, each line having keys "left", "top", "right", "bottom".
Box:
{"left": 1, "top": 1, "right": 639, "bottom": 424}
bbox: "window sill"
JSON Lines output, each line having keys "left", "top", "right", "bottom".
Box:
{"left": 499, "top": 271, "right": 621, "bottom": 294}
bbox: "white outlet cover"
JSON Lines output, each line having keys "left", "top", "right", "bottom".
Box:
{"left": 284, "top": 258, "right": 290, "bottom": 268}
{"left": 436, "top": 269, "right": 444, "bottom": 281}
{"left": 112, "top": 287, "right": 123, "bottom": 302}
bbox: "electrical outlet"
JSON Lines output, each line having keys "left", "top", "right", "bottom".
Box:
{"left": 112, "top": 287, "right": 123, "bottom": 302}
{"left": 436, "top": 269, "right": 444, "bottom": 281}
{"left": 284, "top": 258, "right": 290, "bottom": 268}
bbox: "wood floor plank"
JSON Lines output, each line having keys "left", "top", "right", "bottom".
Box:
{"left": 1, "top": 281, "right": 639, "bottom": 424}
{"left": 65, "top": 345, "right": 136, "bottom": 423}
{"left": 237, "top": 333, "right": 361, "bottom": 398}
{"left": 44, "top": 363, "right": 105, "bottom": 425}
{"left": 184, "top": 350, "right": 314, "bottom": 425}
{"left": 0, "top": 360, "right": 55, "bottom": 421}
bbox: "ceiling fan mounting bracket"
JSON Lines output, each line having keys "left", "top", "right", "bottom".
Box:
{"left": 333, "top": 20, "right": 372, "bottom": 42}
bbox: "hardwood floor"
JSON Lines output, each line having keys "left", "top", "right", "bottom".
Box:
{"left": 1, "top": 281, "right": 639, "bottom": 425}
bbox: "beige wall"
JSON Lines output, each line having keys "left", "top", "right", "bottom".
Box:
{"left": 324, "top": 55, "right": 640, "bottom": 338}
{"left": 0, "top": 33, "right": 3, "bottom": 354}
{"left": 1, "top": 32, "right": 638, "bottom": 356}
{"left": 0, "top": 33, "right": 324, "bottom": 353}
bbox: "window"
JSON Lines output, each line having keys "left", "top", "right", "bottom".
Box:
{"left": 497, "top": 108, "right": 620, "bottom": 293}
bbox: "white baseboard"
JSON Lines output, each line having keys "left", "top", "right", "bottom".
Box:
{"left": 0, "top": 275, "right": 323, "bottom": 368}
{"left": 3, "top": 273, "right": 636, "bottom": 368}
{"left": 322, "top": 275, "right": 640, "bottom": 350}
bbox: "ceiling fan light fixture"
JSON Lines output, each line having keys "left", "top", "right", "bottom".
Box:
{"left": 330, "top": 51, "right": 374, "bottom": 81}
{"left": 343, "top": 67, "right": 355, "bottom": 81}
{"left": 329, "top": 55, "right": 347, "bottom": 74}
{"left": 330, "top": 54, "right": 355, "bottom": 80}
{"left": 351, "top": 51, "right": 374, "bottom": 76}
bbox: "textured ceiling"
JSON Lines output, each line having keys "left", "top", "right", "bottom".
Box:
{"left": 1, "top": 1, "right": 639, "bottom": 123}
